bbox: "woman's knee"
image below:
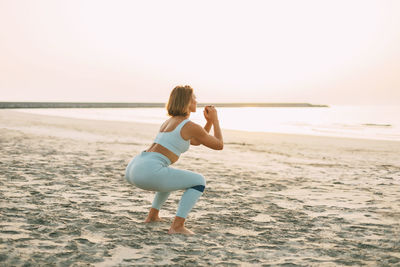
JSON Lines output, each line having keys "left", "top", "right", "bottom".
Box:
{"left": 190, "top": 173, "right": 206, "bottom": 192}
{"left": 196, "top": 173, "right": 206, "bottom": 187}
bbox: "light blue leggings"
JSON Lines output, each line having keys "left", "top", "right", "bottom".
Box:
{"left": 125, "top": 151, "right": 206, "bottom": 219}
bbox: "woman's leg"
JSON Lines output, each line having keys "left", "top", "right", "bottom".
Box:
{"left": 147, "top": 185, "right": 205, "bottom": 234}
{"left": 168, "top": 185, "right": 205, "bottom": 235}
{"left": 158, "top": 167, "right": 206, "bottom": 235}
{"left": 152, "top": 191, "right": 171, "bottom": 210}
{"left": 156, "top": 166, "right": 206, "bottom": 218}
{"left": 175, "top": 185, "right": 205, "bottom": 218}
{"left": 140, "top": 166, "right": 206, "bottom": 214}
{"left": 146, "top": 167, "right": 206, "bottom": 234}
{"left": 144, "top": 192, "right": 171, "bottom": 222}
{"left": 127, "top": 154, "right": 206, "bottom": 233}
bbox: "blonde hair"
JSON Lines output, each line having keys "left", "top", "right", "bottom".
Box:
{"left": 166, "top": 85, "right": 193, "bottom": 117}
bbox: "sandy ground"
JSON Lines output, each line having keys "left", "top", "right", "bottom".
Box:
{"left": 1, "top": 109, "right": 400, "bottom": 266}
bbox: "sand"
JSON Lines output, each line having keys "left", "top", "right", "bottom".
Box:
{"left": 1, "top": 109, "right": 399, "bottom": 266}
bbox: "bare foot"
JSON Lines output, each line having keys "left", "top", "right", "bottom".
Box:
{"left": 168, "top": 226, "right": 195, "bottom": 235}
{"left": 144, "top": 216, "right": 163, "bottom": 223}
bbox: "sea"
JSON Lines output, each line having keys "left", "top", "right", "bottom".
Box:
{"left": 16, "top": 105, "right": 400, "bottom": 142}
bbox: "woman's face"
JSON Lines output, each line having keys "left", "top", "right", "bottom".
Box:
{"left": 188, "top": 93, "right": 197, "bottom": 113}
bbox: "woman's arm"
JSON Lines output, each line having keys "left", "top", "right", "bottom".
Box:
{"left": 204, "top": 121, "right": 212, "bottom": 133}
{"left": 211, "top": 120, "right": 223, "bottom": 149}
{"left": 190, "top": 107, "right": 212, "bottom": 146}
{"left": 189, "top": 106, "right": 223, "bottom": 150}
{"left": 190, "top": 121, "right": 212, "bottom": 146}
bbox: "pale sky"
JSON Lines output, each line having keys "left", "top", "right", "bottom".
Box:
{"left": 1, "top": 0, "right": 399, "bottom": 105}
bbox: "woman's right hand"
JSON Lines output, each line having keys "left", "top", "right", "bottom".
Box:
{"left": 204, "top": 105, "right": 219, "bottom": 123}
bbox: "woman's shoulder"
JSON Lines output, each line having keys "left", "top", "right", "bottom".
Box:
{"left": 185, "top": 120, "right": 199, "bottom": 127}
{"left": 159, "top": 117, "right": 192, "bottom": 132}
{"left": 181, "top": 120, "right": 204, "bottom": 140}
{"left": 183, "top": 120, "right": 204, "bottom": 133}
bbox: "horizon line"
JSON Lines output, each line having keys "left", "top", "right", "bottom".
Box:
{"left": 0, "top": 102, "right": 329, "bottom": 108}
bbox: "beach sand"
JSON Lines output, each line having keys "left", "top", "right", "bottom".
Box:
{"left": 1, "top": 109, "right": 399, "bottom": 266}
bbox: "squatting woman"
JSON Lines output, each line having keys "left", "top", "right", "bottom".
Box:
{"left": 125, "top": 85, "right": 223, "bottom": 235}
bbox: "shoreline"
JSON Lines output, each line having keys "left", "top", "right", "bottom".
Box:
{"left": 7, "top": 108, "right": 400, "bottom": 144}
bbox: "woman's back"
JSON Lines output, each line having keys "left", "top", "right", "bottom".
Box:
{"left": 154, "top": 118, "right": 191, "bottom": 157}
{"left": 159, "top": 117, "right": 188, "bottom": 132}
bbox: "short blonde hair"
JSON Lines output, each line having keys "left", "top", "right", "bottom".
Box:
{"left": 166, "top": 85, "right": 193, "bottom": 117}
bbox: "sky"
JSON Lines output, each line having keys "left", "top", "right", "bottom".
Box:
{"left": 1, "top": 0, "right": 399, "bottom": 105}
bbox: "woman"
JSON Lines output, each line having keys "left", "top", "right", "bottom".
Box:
{"left": 125, "top": 85, "right": 223, "bottom": 235}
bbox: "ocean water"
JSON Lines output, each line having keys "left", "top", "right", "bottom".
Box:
{"left": 17, "top": 105, "right": 400, "bottom": 141}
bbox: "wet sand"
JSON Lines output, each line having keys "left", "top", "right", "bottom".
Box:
{"left": 1, "top": 109, "right": 399, "bottom": 266}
